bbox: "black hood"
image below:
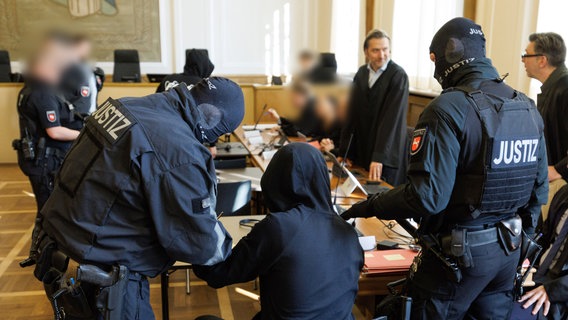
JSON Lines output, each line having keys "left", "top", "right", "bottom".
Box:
{"left": 172, "top": 77, "right": 244, "bottom": 144}
{"left": 261, "top": 143, "right": 333, "bottom": 213}
{"left": 184, "top": 49, "right": 214, "bottom": 78}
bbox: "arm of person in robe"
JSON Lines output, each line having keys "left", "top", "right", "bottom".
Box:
{"left": 193, "top": 217, "right": 282, "bottom": 288}
{"left": 369, "top": 68, "right": 409, "bottom": 179}
{"left": 550, "top": 89, "right": 568, "bottom": 181}
{"left": 342, "top": 99, "right": 461, "bottom": 221}
{"left": 519, "top": 133, "right": 549, "bottom": 235}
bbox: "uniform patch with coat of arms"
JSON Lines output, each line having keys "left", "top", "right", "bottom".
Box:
{"left": 46, "top": 111, "right": 56, "bottom": 123}
{"left": 410, "top": 127, "right": 428, "bottom": 156}
{"left": 80, "top": 86, "right": 90, "bottom": 97}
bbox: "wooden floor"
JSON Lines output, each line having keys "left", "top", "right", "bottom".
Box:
{"left": 0, "top": 164, "right": 366, "bottom": 320}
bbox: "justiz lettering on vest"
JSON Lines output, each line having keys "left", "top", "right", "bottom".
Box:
{"left": 91, "top": 101, "right": 132, "bottom": 140}
{"left": 492, "top": 139, "right": 538, "bottom": 166}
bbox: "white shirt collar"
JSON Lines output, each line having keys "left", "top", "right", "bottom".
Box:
{"left": 367, "top": 60, "right": 390, "bottom": 74}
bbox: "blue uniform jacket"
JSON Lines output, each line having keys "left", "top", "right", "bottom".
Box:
{"left": 366, "top": 58, "right": 549, "bottom": 233}
{"left": 41, "top": 84, "right": 232, "bottom": 277}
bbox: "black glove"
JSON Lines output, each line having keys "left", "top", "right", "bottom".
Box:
{"left": 341, "top": 200, "right": 374, "bottom": 220}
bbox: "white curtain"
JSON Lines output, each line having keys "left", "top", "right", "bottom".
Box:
{"left": 330, "top": 0, "right": 363, "bottom": 75}
{"left": 391, "top": 0, "right": 464, "bottom": 92}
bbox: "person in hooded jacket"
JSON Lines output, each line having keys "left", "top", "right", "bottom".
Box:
{"left": 156, "top": 49, "right": 214, "bottom": 92}
{"left": 39, "top": 77, "right": 244, "bottom": 319}
{"left": 342, "top": 18, "right": 548, "bottom": 319}
{"left": 194, "top": 143, "right": 364, "bottom": 320}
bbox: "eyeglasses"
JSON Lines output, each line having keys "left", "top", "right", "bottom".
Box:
{"left": 521, "top": 53, "right": 545, "bottom": 59}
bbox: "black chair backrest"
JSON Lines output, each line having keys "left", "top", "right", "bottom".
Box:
{"left": 113, "top": 50, "right": 141, "bottom": 82}
{"left": 214, "top": 157, "right": 247, "bottom": 169}
{"left": 216, "top": 180, "right": 252, "bottom": 216}
{"left": 0, "top": 50, "right": 12, "bottom": 82}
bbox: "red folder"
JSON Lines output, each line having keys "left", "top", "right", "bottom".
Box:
{"left": 363, "top": 249, "right": 418, "bottom": 274}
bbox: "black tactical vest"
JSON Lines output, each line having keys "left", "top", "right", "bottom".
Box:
{"left": 448, "top": 87, "right": 543, "bottom": 219}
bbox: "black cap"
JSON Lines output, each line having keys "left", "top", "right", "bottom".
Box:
{"left": 430, "top": 17, "right": 486, "bottom": 88}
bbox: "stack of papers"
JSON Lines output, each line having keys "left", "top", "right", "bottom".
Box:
{"left": 363, "top": 249, "right": 418, "bottom": 274}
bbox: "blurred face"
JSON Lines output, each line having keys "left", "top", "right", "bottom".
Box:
{"left": 75, "top": 41, "right": 92, "bottom": 62}
{"left": 299, "top": 56, "right": 315, "bottom": 72}
{"left": 290, "top": 90, "right": 308, "bottom": 110}
{"left": 365, "top": 37, "right": 390, "bottom": 71}
{"left": 522, "top": 42, "right": 545, "bottom": 80}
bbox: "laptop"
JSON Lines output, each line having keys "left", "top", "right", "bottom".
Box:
{"left": 324, "top": 151, "right": 389, "bottom": 196}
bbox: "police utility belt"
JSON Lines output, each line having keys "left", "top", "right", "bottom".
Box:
{"left": 439, "top": 215, "right": 522, "bottom": 269}
{"left": 30, "top": 231, "right": 133, "bottom": 320}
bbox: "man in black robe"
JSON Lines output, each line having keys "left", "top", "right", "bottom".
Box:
{"left": 194, "top": 143, "right": 364, "bottom": 320}
{"left": 339, "top": 29, "right": 409, "bottom": 186}
{"left": 522, "top": 32, "right": 568, "bottom": 183}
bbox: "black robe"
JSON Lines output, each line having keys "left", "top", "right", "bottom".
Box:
{"left": 340, "top": 61, "right": 409, "bottom": 185}
{"left": 194, "top": 143, "right": 364, "bottom": 320}
{"left": 537, "top": 65, "right": 568, "bottom": 180}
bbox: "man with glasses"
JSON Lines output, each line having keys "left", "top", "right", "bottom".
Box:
{"left": 522, "top": 33, "right": 568, "bottom": 185}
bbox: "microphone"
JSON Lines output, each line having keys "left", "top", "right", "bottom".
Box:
{"left": 252, "top": 104, "right": 268, "bottom": 131}
{"left": 333, "top": 133, "right": 353, "bottom": 206}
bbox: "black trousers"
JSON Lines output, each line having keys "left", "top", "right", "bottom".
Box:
{"left": 22, "top": 154, "right": 62, "bottom": 218}
{"left": 407, "top": 241, "right": 520, "bottom": 320}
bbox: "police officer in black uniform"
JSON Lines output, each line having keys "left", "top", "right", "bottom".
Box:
{"left": 342, "top": 18, "right": 549, "bottom": 319}
{"left": 59, "top": 34, "right": 105, "bottom": 118}
{"left": 36, "top": 77, "right": 243, "bottom": 319}
{"left": 14, "top": 33, "right": 83, "bottom": 256}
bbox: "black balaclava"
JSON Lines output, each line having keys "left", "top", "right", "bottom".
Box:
{"left": 186, "top": 77, "right": 244, "bottom": 144}
{"left": 430, "top": 17, "right": 486, "bottom": 89}
{"left": 260, "top": 143, "right": 333, "bottom": 213}
{"left": 184, "top": 49, "right": 215, "bottom": 78}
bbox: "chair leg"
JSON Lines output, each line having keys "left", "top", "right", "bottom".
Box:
{"left": 161, "top": 272, "right": 170, "bottom": 320}
{"left": 185, "top": 268, "right": 191, "bottom": 295}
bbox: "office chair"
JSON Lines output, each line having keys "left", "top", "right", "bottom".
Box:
{"left": 214, "top": 157, "right": 247, "bottom": 169}
{"left": 309, "top": 52, "right": 337, "bottom": 84}
{"left": 112, "top": 49, "right": 141, "bottom": 82}
{"left": 161, "top": 180, "right": 253, "bottom": 320}
{"left": 0, "top": 50, "right": 12, "bottom": 82}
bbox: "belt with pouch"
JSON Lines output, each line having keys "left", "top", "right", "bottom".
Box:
{"left": 441, "top": 215, "right": 523, "bottom": 269}
{"left": 45, "top": 147, "right": 66, "bottom": 158}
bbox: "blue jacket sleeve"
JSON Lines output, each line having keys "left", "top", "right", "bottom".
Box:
{"left": 144, "top": 162, "right": 232, "bottom": 265}
{"left": 193, "top": 216, "right": 283, "bottom": 288}
{"left": 368, "top": 100, "right": 462, "bottom": 220}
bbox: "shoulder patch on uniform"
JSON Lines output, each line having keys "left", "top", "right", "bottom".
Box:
{"left": 192, "top": 197, "right": 211, "bottom": 214}
{"left": 410, "top": 127, "right": 428, "bottom": 156}
{"left": 88, "top": 98, "right": 135, "bottom": 144}
{"left": 46, "top": 110, "right": 56, "bottom": 123}
{"left": 80, "top": 86, "right": 90, "bottom": 97}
